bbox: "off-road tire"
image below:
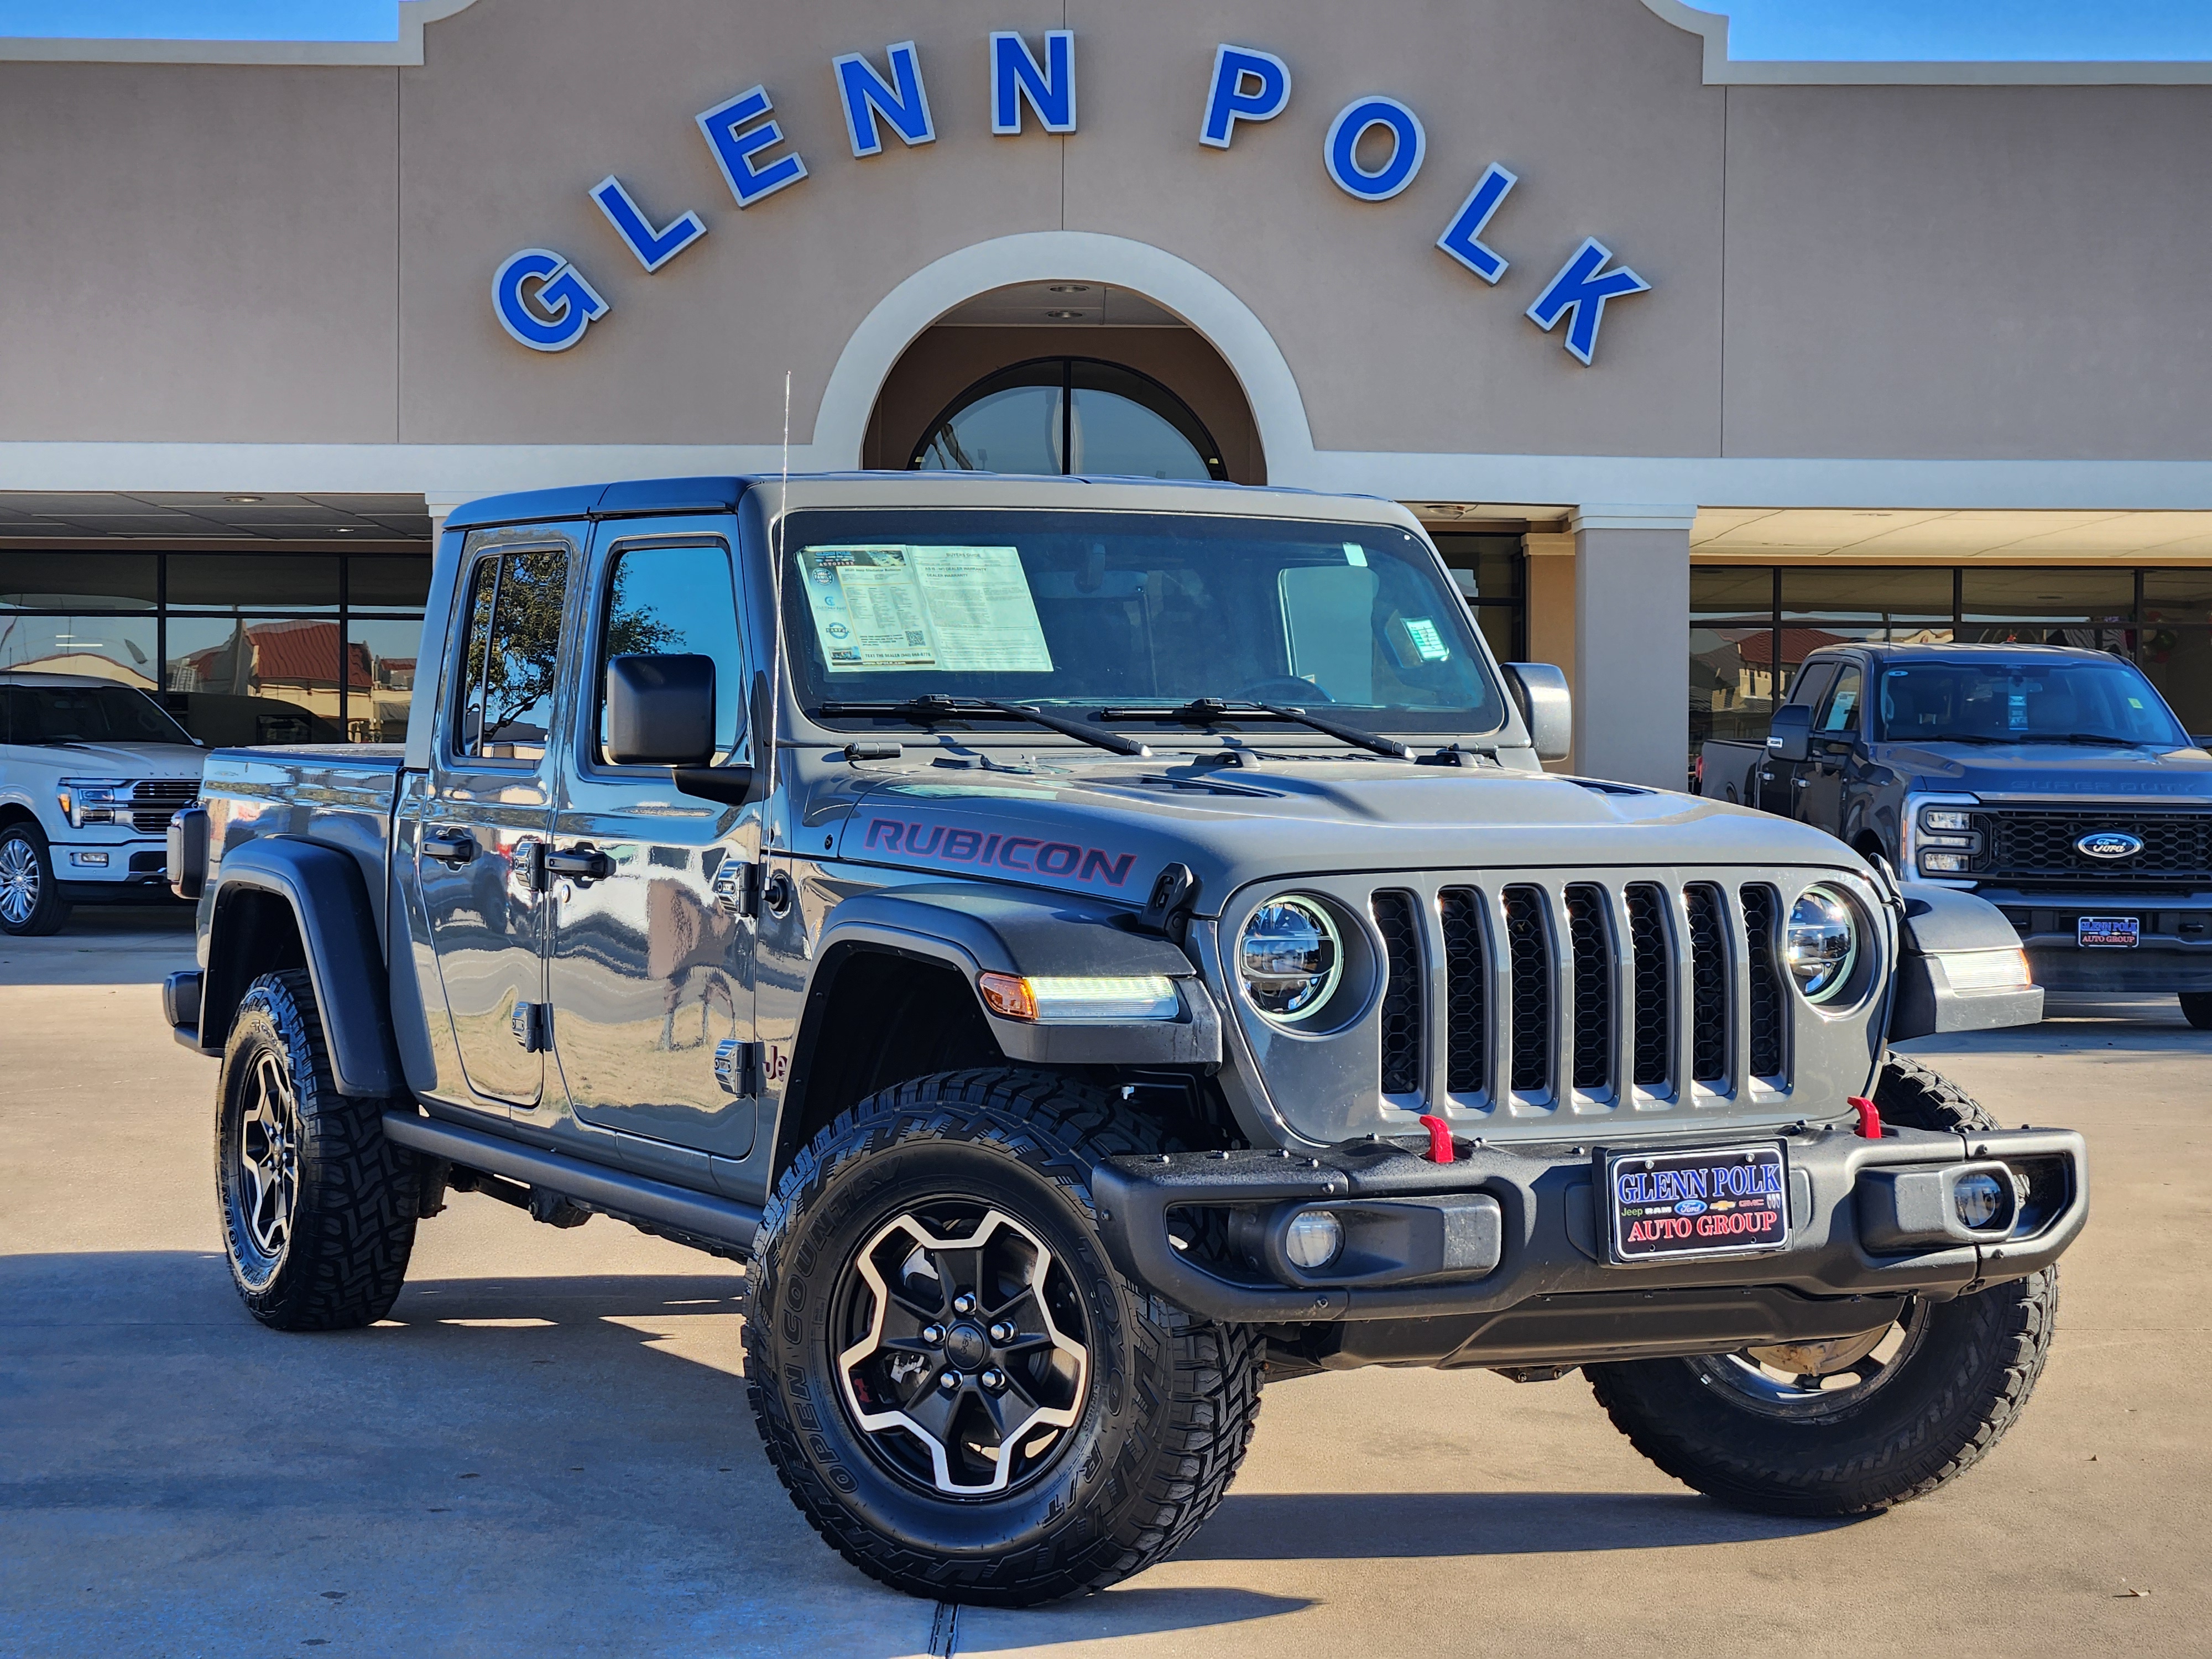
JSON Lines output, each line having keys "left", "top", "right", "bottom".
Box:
{"left": 0, "top": 822, "right": 72, "bottom": 937}
{"left": 1586, "top": 1054, "right": 2058, "bottom": 1517}
{"left": 2179, "top": 992, "right": 2212, "bottom": 1030}
{"left": 744, "top": 1068, "right": 1264, "bottom": 1606}
{"left": 216, "top": 969, "right": 418, "bottom": 1329}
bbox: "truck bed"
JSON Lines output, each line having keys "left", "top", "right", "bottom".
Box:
{"left": 201, "top": 745, "right": 407, "bottom": 943}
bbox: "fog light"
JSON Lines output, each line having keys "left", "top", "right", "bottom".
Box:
{"left": 1920, "top": 852, "right": 1972, "bottom": 874}
{"left": 71, "top": 851, "right": 109, "bottom": 867}
{"left": 1282, "top": 1209, "right": 1344, "bottom": 1271}
{"left": 1954, "top": 1172, "right": 2009, "bottom": 1231}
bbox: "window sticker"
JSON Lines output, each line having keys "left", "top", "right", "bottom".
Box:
{"left": 910, "top": 546, "right": 1054, "bottom": 672}
{"left": 802, "top": 546, "right": 936, "bottom": 670}
{"left": 1386, "top": 614, "right": 1452, "bottom": 666}
{"left": 1343, "top": 543, "right": 1369, "bottom": 567}
{"left": 800, "top": 543, "right": 1053, "bottom": 674}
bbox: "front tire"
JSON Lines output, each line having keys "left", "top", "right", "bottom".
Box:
{"left": 1586, "top": 1055, "right": 2059, "bottom": 1517}
{"left": 216, "top": 969, "right": 418, "bottom": 1329}
{"left": 2180, "top": 992, "right": 2212, "bottom": 1030}
{"left": 0, "top": 822, "right": 72, "bottom": 937}
{"left": 744, "top": 1069, "right": 1264, "bottom": 1606}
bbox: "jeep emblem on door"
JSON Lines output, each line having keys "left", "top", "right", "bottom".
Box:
{"left": 2077, "top": 831, "right": 2145, "bottom": 860}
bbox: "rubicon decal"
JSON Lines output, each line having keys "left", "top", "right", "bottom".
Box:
{"left": 860, "top": 816, "right": 1139, "bottom": 886}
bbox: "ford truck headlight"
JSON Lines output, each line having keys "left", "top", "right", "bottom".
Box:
{"left": 58, "top": 778, "right": 128, "bottom": 829}
{"left": 1785, "top": 885, "right": 1860, "bottom": 1004}
{"left": 1238, "top": 897, "right": 1343, "bottom": 1023}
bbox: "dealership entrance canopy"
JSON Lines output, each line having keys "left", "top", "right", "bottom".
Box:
{"left": 5, "top": 0, "right": 2212, "bottom": 781}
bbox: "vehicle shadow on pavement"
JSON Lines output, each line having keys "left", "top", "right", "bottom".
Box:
{"left": 1180, "top": 1489, "right": 1845, "bottom": 1559}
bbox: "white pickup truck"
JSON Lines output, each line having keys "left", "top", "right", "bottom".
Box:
{"left": 0, "top": 672, "right": 205, "bottom": 935}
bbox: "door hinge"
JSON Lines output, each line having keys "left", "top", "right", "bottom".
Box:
{"left": 511, "top": 1001, "right": 550, "bottom": 1052}
{"left": 711, "top": 857, "right": 760, "bottom": 917}
{"left": 713, "top": 1039, "right": 762, "bottom": 1097}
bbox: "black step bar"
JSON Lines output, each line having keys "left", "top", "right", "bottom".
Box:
{"left": 380, "top": 1110, "right": 762, "bottom": 1254}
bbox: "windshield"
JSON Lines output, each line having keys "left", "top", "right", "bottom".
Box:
{"left": 781, "top": 509, "right": 1505, "bottom": 738}
{"left": 1875, "top": 657, "right": 2190, "bottom": 748}
{"left": 2, "top": 682, "right": 195, "bottom": 747}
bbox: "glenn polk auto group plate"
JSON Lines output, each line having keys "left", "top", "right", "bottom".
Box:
{"left": 1605, "top": 1143, "right": 1789, "bottom": 1264}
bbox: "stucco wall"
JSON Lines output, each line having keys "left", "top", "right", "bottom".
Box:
{"left": 0, "top": 0, "right": 2205, "bottom": 472}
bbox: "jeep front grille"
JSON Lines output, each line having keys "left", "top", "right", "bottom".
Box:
{"left": 1358, "top": 875, "right": 1799, "bottom": 1110}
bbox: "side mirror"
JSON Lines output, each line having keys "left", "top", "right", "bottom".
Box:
{"left": 1503, "top": 663, "right": 1572, "bottom": 762}
{"left": 1766, "top": 704, "right": 1812, "bottom": 763}
{"left": 606, "top": 654, "right": 716, "bottom": 765}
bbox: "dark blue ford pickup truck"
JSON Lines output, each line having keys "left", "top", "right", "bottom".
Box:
{"left": 1700, "top": 641, "right": 2212, "bottom": 1026}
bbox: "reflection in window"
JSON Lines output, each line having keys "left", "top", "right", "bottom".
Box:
{"left": 911, "top": 358, "right": 1226, "bottom": 482}
{"left": 0, "top": 614, "right": 158, "bottom": 686}
{"left": 598, "top": 544, "right": 747, "bottom": 764}
{"left": 456, "top": 547, "right": 567, "bottom": 762}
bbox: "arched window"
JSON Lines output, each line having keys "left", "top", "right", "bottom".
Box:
{"left": 910, "top": 357, "right": 1227, "bottom": 481}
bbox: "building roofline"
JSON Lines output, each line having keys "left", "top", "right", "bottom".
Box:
{"left": 0, "top": 0, "right": 478, "bottom": 67}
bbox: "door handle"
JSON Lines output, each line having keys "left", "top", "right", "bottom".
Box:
{"left": 1793, "top": 778, "right": 1809, "bottom": 789}
{"left": 545, "top": 844, "right": 615, "bottom": 881}
{"left": 422, "top": 832, "right": 476, "bottom": 865}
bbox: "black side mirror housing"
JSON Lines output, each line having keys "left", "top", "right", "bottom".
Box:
{"left": 606, "top": 654, "right": 717, "bottom": 765}
{"left": 1767, "top": 703, "right": 1812, "bottom": 763}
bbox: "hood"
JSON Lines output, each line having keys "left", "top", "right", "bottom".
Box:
{"left": 18, "top": 742, "right": 206, "bottom": 779}
{"left": 828, "top": 756, "right": 1864, "bottom": 914}
{"left": 1875, "top": 740, "right": 2212, "bottom": 801}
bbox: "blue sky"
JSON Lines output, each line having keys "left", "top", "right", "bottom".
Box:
{"left": 3, "top": 1, "right": 2212, "bottom": 60}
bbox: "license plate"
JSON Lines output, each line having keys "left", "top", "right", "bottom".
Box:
{"left": 2078, "top": 916, "right": 2140, "bottom": 949}
{"left": 1605, "top": 1144, "right": 1789, "bottom": 1264}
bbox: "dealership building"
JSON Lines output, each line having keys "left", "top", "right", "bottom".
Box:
{"left": 4, "top": 0, "right": 2212, "bottom": 785}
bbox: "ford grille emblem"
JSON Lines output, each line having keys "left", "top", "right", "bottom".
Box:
{"left": 2076, "top": 831, "right": 2145, "bottom": 860}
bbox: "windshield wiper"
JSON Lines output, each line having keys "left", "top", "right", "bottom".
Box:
{"left": 1098, "top": 698, "right": 1413, "bottom": 759}
{"left": 2013, "top": 733, "right": 2151, "bottom": 747}
{"left": 816, "top": 695, "right": 1151, "bottom": 758}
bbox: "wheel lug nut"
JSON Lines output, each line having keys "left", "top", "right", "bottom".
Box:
{"left": 952, "top": 1293, "right": 978, "bottom": 1314}
{"left": 988, "top": 1322, "right": 1015, "bottom": 1344}
{"left": 937, "top": 1370, "right": 962, "bottom": 1392}
{"left": 980, "top": 1369, "right": 1006, "bottom": 1392}
{"left": 921, "top": 1324, "right": 945, "bottom": 1345}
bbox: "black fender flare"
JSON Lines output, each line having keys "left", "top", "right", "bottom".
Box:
{"left": 201, "top": 836, "right": 402, "bottom": 1097}
{"left": 1888, "top": 881, "right": 2044, "bottom": 1040}
{"left": 791, "top": 882, "right": 1223, "bottom": 1070}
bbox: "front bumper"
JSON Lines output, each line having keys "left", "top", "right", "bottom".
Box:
{"left": 1093, "top": 1121, "right": 2087, "bottom": 1369}
{"left": 55, "top": 839, "right": 181, "bottom": 904}
{"left": 1984, "top": 889, "right": 2212, "bottom": 994}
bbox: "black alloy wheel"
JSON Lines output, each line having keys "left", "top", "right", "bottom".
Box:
{"left": 745, "top": 1068, "right": 1264, "bottom": 1606}
{"left": 216, "top": 969, "right": 419, "bottom": 1329}
{"left": 0, "top": 823, "right": 72, "bottom": 937}
{"left": 1587, "top": 1055, "right": 2058, "bottom": 1517}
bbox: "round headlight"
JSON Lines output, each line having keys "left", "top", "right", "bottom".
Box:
{"left": 1238, "top": 896, "right": 1343, "bottom": 1024}
{"left": 1786, "top": 885, "right": 1860, "bottom": 1004}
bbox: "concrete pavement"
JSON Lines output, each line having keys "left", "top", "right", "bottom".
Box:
{"left": 1, "top": 911, "right": 2205, "bottom": 1656}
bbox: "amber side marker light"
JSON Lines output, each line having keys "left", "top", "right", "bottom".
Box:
{"left": 977, "top": 973, "right": 1180, "bottom": 1022}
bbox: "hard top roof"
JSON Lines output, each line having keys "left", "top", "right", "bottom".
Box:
{"left": 1807, "top": 640, "right": 2125, "bottom": 662}
{"left": 0, "top": 671, "right": 153, "bottom": 690}
{"left": 441, "top": 471, "right": 1404, "bottom": 535}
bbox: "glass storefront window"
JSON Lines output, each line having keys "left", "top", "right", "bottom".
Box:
{"left": 0, "top": 614, "right": 158, "bottom": 685}
{"left": 912, "top": 358, "right": 1227, "bottom": 481}
{"left": 168, "top": 552, "right": 341, "bottom": 612}
{"left": 348, "top": 617, "right": 425, "bottom": 745}
{"left": 0, "top": 550, "right": 426, "bottom": 745}
{"left": 1432, "top": 532, "right": 1526, "bottom": 662}
{"left": 0, "top": 552, "right": 158, "bottom": 612}
{"left": 1782, "top": 566, "right": 1954, "bottom": 625}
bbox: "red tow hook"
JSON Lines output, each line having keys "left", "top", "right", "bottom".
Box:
{"left": 1419, "top": 1114, "right": 1457, "bottom": 1163}
{"left": 1849, "top": 1095, "right": 1884, "bottom": 1139}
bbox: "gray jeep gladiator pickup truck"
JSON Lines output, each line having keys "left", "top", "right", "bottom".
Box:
{"left": 1699, "top": 641, "right": 2212, "bottom": 1025}
{"left": 161, "top": 474, "right": 2088, "bottom": 1605}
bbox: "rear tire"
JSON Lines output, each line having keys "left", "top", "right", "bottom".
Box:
{"left": 1586, "top": 1055, "right": 2058, "bottom": 1517}
{"left": 744, "top": 1068, "right": 1264, "bottom": 1606}
{"left": 216, "top": 969, "right": 418, "bottom": 1329}
{"left": 0, "top": 823, "right": 72, "bottom": 937}
{"left": 2180, "top": 992, "right": 2212, "bottom": 1030}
